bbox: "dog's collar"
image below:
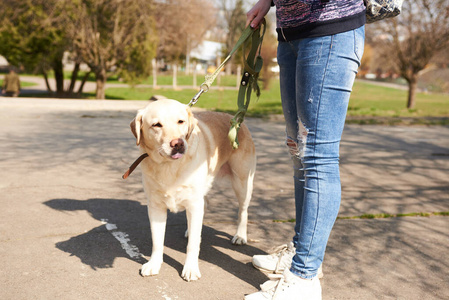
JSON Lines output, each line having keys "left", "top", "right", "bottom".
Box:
{"left": 122, "top": 153, "right": 149, "bottom": 179}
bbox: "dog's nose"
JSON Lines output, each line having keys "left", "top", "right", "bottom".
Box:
{"left": 170, "top": 138, "right": 184, "bottom": 150}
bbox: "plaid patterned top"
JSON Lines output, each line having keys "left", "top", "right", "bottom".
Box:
{"left": 273, "top": 0, "right": 366, "bottom": 41}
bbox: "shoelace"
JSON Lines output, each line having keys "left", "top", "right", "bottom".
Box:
{"left": 270, "top": 244, "right": 289, "bottom": 255}
{"left": 272, "top": 244, "right": 294, "bottom": 274}
{"left": 260, "top": 274, "right": 292, "bottom": 300}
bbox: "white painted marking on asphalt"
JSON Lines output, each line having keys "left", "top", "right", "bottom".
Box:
{"left": 105, "top": 223, "right": 117, "bottom": 231}
{"left": 157, "top": 281, "right": 178, "bottom": 300}
{"left": 101, "top": 219, "right": 142, "bottom": 259}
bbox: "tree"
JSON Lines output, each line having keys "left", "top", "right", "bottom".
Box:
{"left": 371, "top": 0, "right": 449, "bottom": 108}
{"left": 153, "top": 0, "right": 216, "bottom": 63}
{"left": 64, "top": 0, "right": 158, "bottom": 99}
{"left": 218, "top": 0, "right": 247, "bottom": 74}
{"left": 0, "top": 0, "right": 83, "bottom": 96}
{"left": 149, "top": 0, "right": 216, "bottom": 89}
{"left": 259, "top": 21, "right": 277, "bottom": 90}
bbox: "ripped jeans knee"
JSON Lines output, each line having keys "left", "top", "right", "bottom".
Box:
{"left": 286, "top": 119, "right": 308, "bottom": 159}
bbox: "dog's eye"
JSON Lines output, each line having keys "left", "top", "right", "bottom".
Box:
{"left": 178, "top": 120, "right": 185, "bottom": 124}
{"left": 152, "top": 122, "right": 162, "bottom": 128}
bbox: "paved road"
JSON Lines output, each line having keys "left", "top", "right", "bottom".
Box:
{"left": 0, "top": 98, "right": 448, "bottom": 300}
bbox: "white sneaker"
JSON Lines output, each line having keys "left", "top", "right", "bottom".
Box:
{"left": 252, "top": 242, "right": 324, "bottom": 278}
{"left": 252, "top": 242, "right": 296, "bottom": 274}
{"left": 244, "top": 269, "right": 322, "bottom": 300}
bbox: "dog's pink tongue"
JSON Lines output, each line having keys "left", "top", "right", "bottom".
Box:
{"left": 171, "top": 153, "right": 183, "bottom": 159}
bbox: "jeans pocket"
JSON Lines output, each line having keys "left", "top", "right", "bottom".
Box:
{"left": 353, "top": 26, "right": 365, "bottom": 63}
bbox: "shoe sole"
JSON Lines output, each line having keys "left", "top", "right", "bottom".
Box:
{"left": 252, "top": 261, "right": 277, "bottom": 274}
{"left": 252, "top": 262, "right": 324, "bottom": 279}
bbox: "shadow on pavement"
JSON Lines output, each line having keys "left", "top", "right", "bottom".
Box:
{"left": 44, "top": 198, "right": 268, "bottom": 288}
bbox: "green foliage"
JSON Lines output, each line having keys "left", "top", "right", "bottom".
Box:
{"left": 63, "top": 0, "right": 158, "bottom": 98}
{"left": 0, "top": 0, "right": 158, "bottom": 98}
{"left": 0, "top": 0, "right": 66, "bottom": 72}
{"left": 118, "top": 33, "right": 158, "bottom": 84}
{"left": 220, "top": 0, "right": 247, "bottom": 65}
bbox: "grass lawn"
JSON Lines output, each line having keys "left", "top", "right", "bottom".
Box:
{"left": 0, "top": 79, "right": 37, "bottom": 88}
{"left": 97, "top": 80, "right": 282, "bottom": 116}
{"left": 21, "top": 70, "right": 256, "bottom": 87}
{"left": 349, "top": 81, "right": 449, "bottom": 118}
{"left": 17, "top": 71, "right": 449, "bottom": 123}
{"left": 139, "top": 74, "right": 240, "bottom": 87}
{"left": 45, "top": 70, "right": 240, "bottom": 86}
{"left": 91, "top": 79, "right": 448, "bottom": 122}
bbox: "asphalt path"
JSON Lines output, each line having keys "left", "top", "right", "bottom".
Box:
{"left": 0, "top": 98, "right": 448, "bottom": 300}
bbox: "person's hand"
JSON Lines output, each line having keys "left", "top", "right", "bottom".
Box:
{"left": 246, "top": 0, "right": 272, "bottom": 29}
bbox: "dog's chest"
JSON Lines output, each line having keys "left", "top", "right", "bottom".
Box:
{"left": 143, "top": 167, "right": 214, "bottom": 213}
{"left": 158, "top": 185, "right": 194, "bottom": 213}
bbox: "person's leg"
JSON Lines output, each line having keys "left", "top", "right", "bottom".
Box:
{"left": 286, "top": 26, "right": 365, "bottom": 279}
{"left": 248, "top": 41, "right": 305, "bottom": 276}
{"left": 277, "top": 39, "right": 306, "bottom": 250}
{"left": 246, "top": 26, "right": 364, "bottom": 300}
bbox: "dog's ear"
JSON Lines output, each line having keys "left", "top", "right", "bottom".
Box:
{"left": 130, "top": 110, "right": 144, "bottom": 145}
{"left": 186, "top": 106, "right": 197, "bottom": 140}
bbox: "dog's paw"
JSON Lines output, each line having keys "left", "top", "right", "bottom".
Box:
{"left": 181, "top": 263, "right": 201, "bottom": 282}
{"left": 232, "top": 234, "right": 247, "bottom": 245}
{"left": 141, "top": 259, "right": 162, "bottom": 277}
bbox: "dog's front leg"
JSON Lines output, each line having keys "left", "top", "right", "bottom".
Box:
{"left": 182, "top": 201, "right": 204, "bottom": 281}
{"left": 141, "top": 204, "right": 167, "bottom": 277}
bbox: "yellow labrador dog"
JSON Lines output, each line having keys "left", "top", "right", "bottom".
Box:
{"left": 130, "top": 99, "right": 256, "bottom": 281}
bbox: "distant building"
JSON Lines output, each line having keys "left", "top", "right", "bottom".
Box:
{"left": 190, "top": 40, "right": 223, "bottom": 62}
{"left": 188, "top": 40, "right": 224, "bottom": 73}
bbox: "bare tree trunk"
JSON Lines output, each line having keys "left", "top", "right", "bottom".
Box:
{"left": 77, "top": 71, "right": 91, "bottom": 95}
{"left": 95, "top": 69, "right": 107, "bottom": 99}
{"left": 69, "top": 62, "right": 80, "bottom": 94}
{"left": 42, "top": 71, "right": 53, "bottom": 93}
{"left": 407, "top": 75, "right": 418, "bottom": 109}
{"left": 53, "top": 58, "right": 64, "bottom": 97}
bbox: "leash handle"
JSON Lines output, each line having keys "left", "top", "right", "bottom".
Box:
{"left": 228, "top": 20, "right": 266, "bottom": 149}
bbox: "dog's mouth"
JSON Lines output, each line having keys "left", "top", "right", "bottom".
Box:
{"left": 160, "top": 149, "right": 185, "bottom": 160}
{"left": 170, "top": 152, "right": 184, "bottom": 160}
{"left": 169, "top": 138, "right": 186, "bottom": 160}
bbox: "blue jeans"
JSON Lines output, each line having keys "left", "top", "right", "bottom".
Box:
{"left": 277, "top": 26, "right": 365, "bottom": 279}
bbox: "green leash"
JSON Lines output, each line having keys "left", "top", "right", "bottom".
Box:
{"left": 189, "top": 20, "right": 266, "bottom": 149}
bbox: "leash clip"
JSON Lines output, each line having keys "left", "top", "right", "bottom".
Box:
{"left": 188, "top": 84, "right": 209, "bottom": 107}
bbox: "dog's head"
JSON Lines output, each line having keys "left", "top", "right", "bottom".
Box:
{"left": 130, "top": 99, "right": 197, "bottom": 160}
